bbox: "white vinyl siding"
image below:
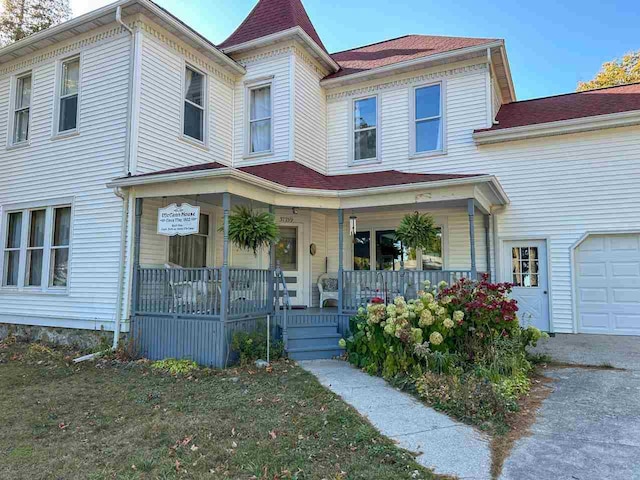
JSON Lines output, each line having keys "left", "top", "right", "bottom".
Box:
{"left": 136, "top": 32, "right": 234, "bottom": 174}
{"left": 0, "top": 31, "right": 131, "bottom": 330}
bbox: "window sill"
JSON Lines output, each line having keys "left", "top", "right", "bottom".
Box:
{"left": 51, "top": 130, "right": 80, "bottom": 141}
{"left": 0, "top": 287, "right": 69, "bottom": 296}
{"left": 242, "top": 151, "right": 274, "bottom": 160}
{"left": 178, "top": 135, "right": 209, "bottom": 151}
{"left": 6, "top": 141, "right": 31, "bottom": 151}
{"left": 349, "top": 158, "right": 381, "bottom": 167}
{"left": 409, "top": 149, "right": 447, "bottom": 160}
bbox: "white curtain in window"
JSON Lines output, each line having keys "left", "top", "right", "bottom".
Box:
{"left": 250, "top": 86, "right": 271, "bottom": 152}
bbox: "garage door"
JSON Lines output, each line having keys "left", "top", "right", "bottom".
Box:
{"left": 575, "top": 234, "right": 640, "bottom": 335}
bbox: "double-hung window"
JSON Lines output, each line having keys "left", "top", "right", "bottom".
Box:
{"left": 248, "top": 84, "right": 272, "bottom": 154}
{"left": 13, "top": 73, "right": 32, "bottom": 144}
{"left": 353, "top": 96, "right": 377, "bottom": 162}
{"left": 58, "top": 57, "right": 80, "bottom": 134}
{"left": 2, "top": 203, "right": 72, "bottom": 290}
{"left": 413, "top": 83, "right": 443, "bottom": 154}
{"left": 184, "top": 66, "right": 205, "bottom": 142}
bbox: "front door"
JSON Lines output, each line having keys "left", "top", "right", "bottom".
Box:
{"left": 276, "top": 225, "right": 306, "bottom": 307}
{"left": 503, "top": 240, "right": 550, "bottom": 331}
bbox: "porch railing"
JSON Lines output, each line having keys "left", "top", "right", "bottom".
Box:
{"left": 342, "top": 269, "right": 482, "bottom": 311}
{"left": 228, "top": 268, "right": 271, "bottom": 317}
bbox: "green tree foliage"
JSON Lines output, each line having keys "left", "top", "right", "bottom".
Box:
{"left": 577, "top": 51, "right": 640, "bottom": 92}
{"left": 0, "top": 0, "right": 71, "bottom": 46}
{"left": 225, "top": 205, "right": 279, "bottom": 255}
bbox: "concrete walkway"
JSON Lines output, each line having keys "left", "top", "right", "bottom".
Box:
{"left": 299, "top": 359, "right": 492, "bottom": 480}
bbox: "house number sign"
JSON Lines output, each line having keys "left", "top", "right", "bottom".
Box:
{"left": 157, "top": 203, "right": 200, "bottom": 236}
{"left": 279, "top": 216, "right": 294, "bottom": 224}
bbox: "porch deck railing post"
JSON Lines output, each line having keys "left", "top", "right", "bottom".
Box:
{"left": 220, "top": 193, "right": 231, "bottom": 323}
{"left": 131, "top": 197, "right": 143, "bottom": 315}
{"left": 338, "top": 209, "right": 344, "bottom": 315}
{"left": 468, "top": 198, "right": 477, "bottom": 279}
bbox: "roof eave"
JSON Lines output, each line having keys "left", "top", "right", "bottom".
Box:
{"left": 322, "top": 40, "right": 504, "bottom": 87}
{"left": 473, "top": 109, "right": 640, "bottom": 145}
{"left": 221, "top": 26, "right": 340, "bottom": 72}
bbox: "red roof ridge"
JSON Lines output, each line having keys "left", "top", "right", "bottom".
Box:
{"left": 218, "top": 0, "right": 328, "bottom": 54}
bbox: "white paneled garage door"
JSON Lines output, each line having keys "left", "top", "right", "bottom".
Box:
{"left": 575, "top": 234, "right": 640, "bottom": 335}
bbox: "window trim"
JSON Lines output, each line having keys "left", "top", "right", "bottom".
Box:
{"left": 350, "top": 94, "right": 380, "bottom": 166}
{"left": 0, "top": 198, "right": 73, "bottom": 294}
{"left": 6, "top": 70, "right": 33, "bottom": 149}
{"left": 409, "top": 80, "right": 447, "bottom": 158}
{"left": 180, "top": 62, "right": 208, "bottom": 147}
{"left": 52, "top": 54, "right": 82, "bottom": 139}
{"left": 244, "top": 77, "right": 274, "bottom": 159}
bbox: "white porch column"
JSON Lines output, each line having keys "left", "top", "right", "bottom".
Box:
{"left": 467, "top": 198, "right": 477, "bottom": 279}
{"left": 131, "top": 197, "right": 143, "bottom": 315}
{"left": 220, "top": 193, "right": 231, "bottom": 322}
{"left": 338, "top": 209, "right": 344, "bottom": 314}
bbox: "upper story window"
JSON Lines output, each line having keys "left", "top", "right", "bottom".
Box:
{"left": 13, "top": 73, "right": 32, "bottom": 144}
{"left": 184, "top": 66, "right": 205, "bottom": 142}
{"left": 353, "top": 96, "right": 377, "bottom": 162}
{"left": 2, "top": 202, "right": 72, "bottom": 290}
{"left": 413, "top": 83, "right": 443, "bottom": 154}
{"left": 249, "top": 84, "right": 272, "bottom": 154}
{"left": 58, "top": 57, "right": 80, "bottom": 134}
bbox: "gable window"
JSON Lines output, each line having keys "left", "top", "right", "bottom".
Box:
{"left": 169, "top": 214, "right": 209, "bottom": 268}
{"left": 2, "top": 202, "right": 72, "bottom": 291}
{"left": 353, "top": 96, "right": 377, "bottom": 161}
{"left": 184, "top": 66, "right": 205, "bottom": 142}
{"left": 249, "top": 84, "right": 272, "bottom": 154}
{"left": 414, "top": 83, "right": 443, "bottom": 154}
{"left": 13, "top": 73, "right": 31, "bottom": 144}
{"left": 58, "top": 57, "right": 80, "bottom": 133}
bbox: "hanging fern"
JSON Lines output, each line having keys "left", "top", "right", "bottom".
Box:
{"left": 225, "top": 206, "right": 279, "bottom": 255}
{"left": 395, "top": 212, "right": 438, "bottom": 252}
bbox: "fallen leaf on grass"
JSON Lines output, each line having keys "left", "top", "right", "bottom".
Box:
{"left": 269, "top": 430, "right": 277, "bottom": 440}
{"left": 58, "top": 422, "right": 68, "bottom": 430}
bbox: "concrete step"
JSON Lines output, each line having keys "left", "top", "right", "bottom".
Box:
{"left": 286, "top": 324, "right": 339, "bottom": 338}
{"left": 288, "top": 346, "right": 345, "bottom": 361}
{"left": 288, "top": 333, "right": 342, "bottom": 350}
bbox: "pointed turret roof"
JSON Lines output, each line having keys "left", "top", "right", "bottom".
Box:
{"left": 218, "top": 0, "right": 328, "bottom": 54}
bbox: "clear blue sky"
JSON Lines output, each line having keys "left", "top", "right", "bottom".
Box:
{"left": 149, "top": 0, "right": 639, "bottom": 101}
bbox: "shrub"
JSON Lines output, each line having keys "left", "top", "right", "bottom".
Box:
{"left": 151, "top": 358, "right": 198, "bottom": 376}
{"left": 230, "top": 322, "right": 284, "bottom": 366}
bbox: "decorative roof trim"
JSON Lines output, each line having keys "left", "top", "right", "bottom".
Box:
{"left": 473, "top": 109, "right": 640, "bottom": 145}
{"left": 326, "top": 63, "right": 487, "bottom": 101}
{"left": 322, "top": 40, "right": 502, "bottom": 87}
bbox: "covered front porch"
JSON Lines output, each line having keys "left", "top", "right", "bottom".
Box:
{"left": 109, "top": 162, "right": 508, "bottom": 366}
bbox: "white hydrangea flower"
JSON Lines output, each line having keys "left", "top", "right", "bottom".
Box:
{"left": 438, "top": 280, "right": 448, "bottom": 289}
{"left": 419, "top": 309, "right": 434, "bottom": 327}
{"left": 453, "top": 310, "right": 465, "bottom": 322}
{"left": 429, "top": 331, "right": 444, "bottom": 345}
{"left": 443, "top": 318, "right": 454, "bottom": 329}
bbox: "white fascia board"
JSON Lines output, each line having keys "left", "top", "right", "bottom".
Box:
{"left": 221, "top": 27, "right": 339, "bottom": 72}
{"left": 473, "top": 109, "right": 640, "bottom": 145}
{"left": 320, "top": 40, "right": 504, "bottom": 88}
{"left": 108, "top": 168, "right": 509, "bottom": 205}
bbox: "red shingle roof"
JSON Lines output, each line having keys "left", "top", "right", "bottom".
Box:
{"left": 479, "top": 82, "right": 640, "bottom": 131}
{"left": 326, "top": 35, "right": 498, "bottom": 80}
{"left": 128, "top": 161, "right": 483, "bottom": 190}
{"left": 218, "top": 0, "right": 328, "bottom": 54}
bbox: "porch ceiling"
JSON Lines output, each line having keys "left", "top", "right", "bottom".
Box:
{"left": 107, "top": 162, "right": 509, "bottom": 213}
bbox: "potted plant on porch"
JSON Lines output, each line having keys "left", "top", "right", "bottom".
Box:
{"left": 226, "top": 205, "right": 279, "bottom": 255}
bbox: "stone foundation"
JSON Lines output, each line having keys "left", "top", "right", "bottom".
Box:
{"left": 0, "top": 323, "right": 117, "bottom": 351}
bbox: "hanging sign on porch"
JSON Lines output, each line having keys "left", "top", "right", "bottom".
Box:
{"left": 157, "top": 203, "right": 200, "bottom": 236}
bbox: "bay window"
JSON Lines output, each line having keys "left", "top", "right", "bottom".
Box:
{"left": 1, "top": 203, "right": 72, "bottom": 290}
{"left": 248, "top": 84, "right": 272, "bottom": 154}
{"left": 13, "top": 73, "right": 31, "bottom": 144}
{"left": 353, "top": 96, "right": 377, "bottom": 162}
{"left": 58, "top": 57, "right": 80, "bottom": 133}
{"left": 184, "top": 66, "right": 205, "bottom": 142}
{"left": 413, "top": 83, "right": 443, "bottom": 154}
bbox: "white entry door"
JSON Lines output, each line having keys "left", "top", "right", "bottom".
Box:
{"left": 575, "top": 234, "right": 640, "bottom": 335}
{"left": 503, "top": 240, "right": 550, "bottom": 331}
{"left": 276, "top": 225, "right": 306, "bottom": 307}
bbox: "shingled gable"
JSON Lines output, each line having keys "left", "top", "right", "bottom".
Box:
{"left": 218, "top": 0, "right": 328, "bottom": 55}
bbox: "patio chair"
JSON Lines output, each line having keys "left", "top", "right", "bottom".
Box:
{"left": 318, "top": 273, "right": 339, "bottom": 308}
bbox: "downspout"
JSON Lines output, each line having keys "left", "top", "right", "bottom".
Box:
{"left": 112, "top": 187, "right": 129, "bottom": 349}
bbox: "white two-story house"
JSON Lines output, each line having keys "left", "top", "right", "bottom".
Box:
{"left": 1, "top": 0, "right": 639, "bottom": 364}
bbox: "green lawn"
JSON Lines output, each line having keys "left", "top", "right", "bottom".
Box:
{"left": 0, "top": 340, "right": 439, "bottom": 480}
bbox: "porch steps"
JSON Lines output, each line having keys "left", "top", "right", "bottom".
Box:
{"left": 285, "top": 321, "right": 345, "bottom": 361}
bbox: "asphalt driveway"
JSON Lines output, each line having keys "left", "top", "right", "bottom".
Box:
{"left": 501, "top": 334, "right": 640, "bottom": 480}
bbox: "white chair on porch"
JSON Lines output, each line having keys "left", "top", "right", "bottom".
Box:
{"left": 318, "top": 273, "right": 339, "bottom": 308}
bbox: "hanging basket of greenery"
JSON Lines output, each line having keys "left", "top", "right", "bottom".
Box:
{"left": 395, "top": 211, "right": 438, "bottom": 252}
{"left": 226, "top": 206, "right": 279, "bottom": 255}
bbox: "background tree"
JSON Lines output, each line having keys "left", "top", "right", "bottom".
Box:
{"left": 0, "top": 0, "right": 71, "bottom": 46}
{"left": 577, "top": 51, "right": 640, "bottom": 91}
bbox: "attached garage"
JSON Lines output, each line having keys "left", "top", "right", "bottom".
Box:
{"left": 575, "top": 234, "right": 640, "bottom": 335}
